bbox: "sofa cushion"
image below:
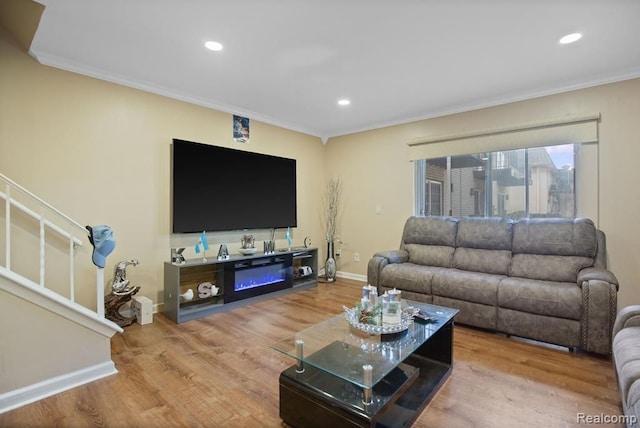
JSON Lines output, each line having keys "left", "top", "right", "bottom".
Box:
{"left": 626, "top": 380, "right": 640, "bottom": 426}
{"left": 498, "top": 277, "right": 582, "bottom": 320}
{"left": 405, "top": 244, "right": 454, "bottom": 268}
{"left": 512, "top": 217, "right": 597, "bottom": 257}
{"left": 433, "top": 296, "right": 497, "bottom": 330}
{"left": 379, "top": 263, "right": 447, "bottom": 295}
{"left": 614, "top": 326, "right": 640, "bottom": 368}
{"left": 510, "top": 254, "right": 593, "bottom": 282}
{"left": 432, "top": 269, "right": 502, "bottom": 306}
{"left": 497, "top": 308, "right": 581, "bottom": 347}
{"left": 453, "top": 248, "right": 511, "bottom": 275}
{"left": 614, "top": 327, "right": 640, "bottom": 407}
{"left": 456, "top": 216, "right": 514, "bottom": 250}
{"left": 402, "top": 216, "right": 458, "bottom": 247}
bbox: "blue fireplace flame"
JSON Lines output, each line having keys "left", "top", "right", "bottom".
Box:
{"left": 235, "top": 264, "right": 287, "bottom": 292}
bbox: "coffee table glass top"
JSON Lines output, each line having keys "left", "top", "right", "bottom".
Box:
{"left": 270, "top": 301, "right": 458, "bottom": 389}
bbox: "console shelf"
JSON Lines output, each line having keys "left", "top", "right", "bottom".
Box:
{"left": 164, "top": 247, "right": 317, "bottom": 323}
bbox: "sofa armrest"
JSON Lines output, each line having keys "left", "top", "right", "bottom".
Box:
{"left": 367, "top": 250, "right": 408, "bottom": 289}
{"left": 613, "top": 305, "right": 640, "bottom": 339}
{"left": 578, "top": 267, "right": 619, "bottom": 290}
{"left": 581, "top": 279, "right": 618, "bottom": 354}
{"left": 373, "top": 250, "right": 409, "bottom": 264}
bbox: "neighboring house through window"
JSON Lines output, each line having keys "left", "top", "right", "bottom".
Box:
{"left": 415, "top": 144, "right": 577, "bottom": 219}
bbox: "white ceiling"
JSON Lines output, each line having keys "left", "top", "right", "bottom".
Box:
{"left": 30, "top": 0, "right": 640, "bottom": 142}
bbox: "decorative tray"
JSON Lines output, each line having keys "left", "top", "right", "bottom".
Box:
{"left": 343, "top": 305, "right": 419, "bottom": 335}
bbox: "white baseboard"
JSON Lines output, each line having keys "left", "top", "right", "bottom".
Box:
{"left": 0, "top": 361, "right": 118, "bottom": 414}
{"left": 318, "top": 267, "right": 367, "bottom": 283}
{"left": 336, "top": 271, "right": 367, "bottom": 283}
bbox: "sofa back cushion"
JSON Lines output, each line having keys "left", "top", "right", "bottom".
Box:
{"left": 401, "top": 217, "right": 458, "bottom": 268}
{"left": 453, "top": 248, "right": 512, "bottom": 275}
{"left": 405, "top": 244, "right": 454, "bottom": 268}
{"left": 510, "top": 254, "right": 594, "bottom": 282}
{"left": 456, "top": 217, "right": 514, "bottom": 250}
{"left": 511, "top": 218, "right": 597, "bottom": 282}
{"left": 512, "top": 217, "right": 597, "bottom": 257}
{"left": 402, "top": 216, "right": 458, "bottom": 247}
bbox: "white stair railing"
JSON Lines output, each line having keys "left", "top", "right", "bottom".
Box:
{"left": 0, "top": 172, "right": 106, "bottom": 318}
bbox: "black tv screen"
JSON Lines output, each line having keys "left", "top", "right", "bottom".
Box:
{"left": 171, "top": 139, "right": 297, "bottom": 233}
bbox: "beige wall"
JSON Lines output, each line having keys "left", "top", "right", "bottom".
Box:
{"left": 326, "top": 79, "right": 640, "bottom": 309}
{"left": 0, "top": 287, "right": 113, "bottom": 393}
{"left": 0, "top": 25, "right": 325, "bottom": 308}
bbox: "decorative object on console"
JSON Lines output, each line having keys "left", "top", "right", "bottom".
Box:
{"left": 298, "top": 266, "right": 313, "bottom": 277}
{"left": 323, "top": 178, "right": 342, "bottom": 282}
{"left": 194, "top": 231, "right": 210, "bottom": 261}
{"left": 239, "top": 234, "right": 257, "bottom": 255}
{"left": 180, "top": 288, "right": 194, "bottom": 301}
{"left": 105, "top": 259, "right": 141, "bottom": 327}
{"left": 285, "top": 226, "right": 292, "bottom": 248}
{"left": 264, "top": 240, "right": 275, "bottom": 254}
{"left": 264, "top": 228, "right": 276, "bottom": 254}
{"left": 238, "top": 248, "right": 257, "bottom": 255}
{"left": 197, "top": 281, "right": 220, "bottom": 298}
{"left": 171, "top": 248, "right": 186, "bottom": 265}
{"left": 217, "top": 244, "right": 229, "bottom": 260}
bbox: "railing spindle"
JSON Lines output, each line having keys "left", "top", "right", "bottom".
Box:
{"left": 40, "top": 209, "right": 45, "bottom": 287}
{"left": 97, "top": 268, "right": 105, "bottom": 318}
{"left": 5, "top": 184, "right": 10, "bottom": 270}
{"left": 69, "top": 237, "right": 75, "bottom": 302}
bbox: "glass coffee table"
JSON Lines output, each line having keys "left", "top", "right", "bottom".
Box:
{"left": 270, "top": 301, "right": 458, "bottom": 428}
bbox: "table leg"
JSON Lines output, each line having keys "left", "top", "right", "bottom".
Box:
{"left": 295, "top": 339, "right": 305, "bottom": 373}
{"left": 362, "top": 364, "right": 373, "bottom": 405}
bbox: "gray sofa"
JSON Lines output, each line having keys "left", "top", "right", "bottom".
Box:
{"left": 367, "top": 216, "right": 619, "bottom": 354}
{"left": 613, "top": 306, "right": 640, "bottom": 426}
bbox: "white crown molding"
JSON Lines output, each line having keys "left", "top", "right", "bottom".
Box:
{"left": 323, "top": 70, "right": 640, "bottom": 141}
{"left": 28, "top": 48, "right": 640, "bottom": 144}
{"left": 29, "top": 49, "right": 326, "bottom": 140}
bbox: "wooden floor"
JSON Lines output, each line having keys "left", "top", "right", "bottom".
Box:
{"left": 0, "top": 278, "right": 623, "bottom": 427}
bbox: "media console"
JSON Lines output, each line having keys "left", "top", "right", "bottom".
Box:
{"left": 163, "top": 247, "right": 318, "bottom": 323}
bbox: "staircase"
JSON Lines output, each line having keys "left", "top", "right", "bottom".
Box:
{"left": 0, "top": 173, "right": 123, "bottom": 413}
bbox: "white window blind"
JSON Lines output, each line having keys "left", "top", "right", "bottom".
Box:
{"left": 407, "top": 114, "right": 599, "bottom": 161}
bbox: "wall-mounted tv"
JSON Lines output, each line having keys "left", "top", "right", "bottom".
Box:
{"left": 171, "top": 139, "right": 297, "bottom": 233}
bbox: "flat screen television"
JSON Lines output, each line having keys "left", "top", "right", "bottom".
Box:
{"left": 171, "top": 139, "right": 297, "bottom": 233}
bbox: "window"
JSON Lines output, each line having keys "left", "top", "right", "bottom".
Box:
{"left": 415, "top": 144, "right": 577, "bottom": 219}
{"left": 425, "top": 180, "right": 442, "bottom": 216}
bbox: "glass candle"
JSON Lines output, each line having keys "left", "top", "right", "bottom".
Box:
{"left": 382, "top": 290, "right": 401, "bottom": 325}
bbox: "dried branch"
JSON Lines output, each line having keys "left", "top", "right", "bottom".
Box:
{"left": 323, "top": 178, "right": 342, "bottom": 242}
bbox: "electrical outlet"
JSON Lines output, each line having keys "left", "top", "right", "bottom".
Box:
{"left": 354, "top": 253, "right": 360, "bottom": 262}
{"left": 335, "top": 249, "right": 341, "bottom": 257}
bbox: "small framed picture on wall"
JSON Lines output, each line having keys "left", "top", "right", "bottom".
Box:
{"left": 233, "top": 115, "right": 250, "bottom": 143}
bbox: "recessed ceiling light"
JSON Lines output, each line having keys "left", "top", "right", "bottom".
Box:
{"left": 559, "top": 33, "right": 582, "bottom": 45}
{"left": 205, "top": 41, "right": 224, "bottom": 51}
{"left": 337, "top": 99, "right": 351, "bottom": 106}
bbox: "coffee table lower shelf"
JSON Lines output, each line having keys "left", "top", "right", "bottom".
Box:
{"left": 279, "top": 354, "right": 451, "bottom": 428}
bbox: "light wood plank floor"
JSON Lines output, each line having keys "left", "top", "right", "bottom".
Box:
{"left": 0, "top": 278, "right": 623, "bottom": 427}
